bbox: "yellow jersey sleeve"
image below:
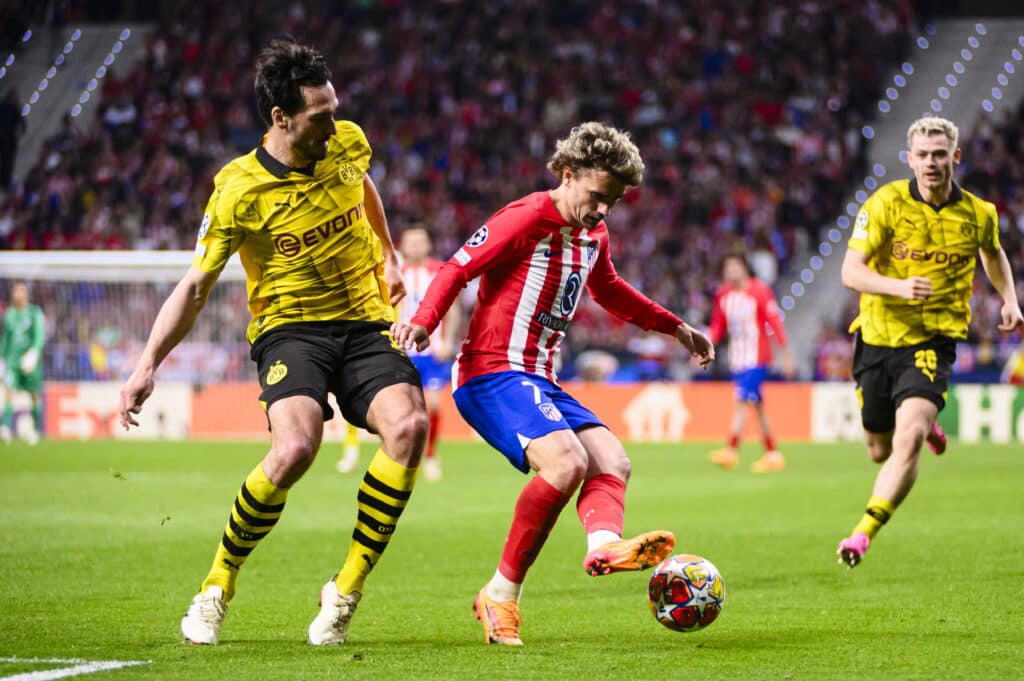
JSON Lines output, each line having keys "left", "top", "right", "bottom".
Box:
{"left": 848, "top": 190, "right": 889, "bottom": 257}
{"left": 193, "top": 178, "right": 247, "bottom": 274}
{"left": 333, "top": 120, "right": 372, "bottom": 181}
{"left": 975, "top": 196, "right": 1000, "bottom": 254}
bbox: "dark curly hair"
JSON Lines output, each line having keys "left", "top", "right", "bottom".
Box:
{"left": 254, "top": 39, "right": 332, "bottom": 127}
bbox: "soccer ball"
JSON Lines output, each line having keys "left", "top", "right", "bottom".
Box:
{"left": 647, "top": 554, "right": 725, "bottom": 632}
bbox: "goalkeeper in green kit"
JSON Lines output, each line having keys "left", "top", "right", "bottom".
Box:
{"left": 1, "top": 282, "right": 44, "bottom": 444}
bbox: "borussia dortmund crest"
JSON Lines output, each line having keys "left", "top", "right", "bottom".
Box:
{"left": 266, "top": 360, "right": 288, "bottom": 385}
{"left": 338, "top": 162, "right": 363, "bottom": 186}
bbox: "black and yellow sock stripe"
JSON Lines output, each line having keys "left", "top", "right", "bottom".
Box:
{"left": 336, "top": 450, "right": 417, "bottom": 594}
{"left": 852, "top": 495, "right": 895, "bottom": 540}
{"left": 221, "top": 483, "right": 285, "bottom": 560}
{"left": 201, "top": 463, "right": 288, "bottom": 600}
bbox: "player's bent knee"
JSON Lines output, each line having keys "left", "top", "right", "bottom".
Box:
{"left": 377, "top": 408, "right": 429, "bottom": 466}
{"left": 867, "top": 444, "right": 891, "bottom": 463}
{"left": 557, "top": 446, "right": 588, "bottom": 489}
{"left": 393, "top": 409, "right": 429, "bottom": 445}
{"left": 893, "top": 425, "right": 927, "bottom": 456}
{"left": 617, "top": 456, "right": 632, "bottom": 481}
{"left": 536, "top": 444, "right": 587, "bottom": 492}
{"left": 266, "top": 434, "right": 319, "bottom": 483}
{"left": 273, "top": 435, "right": 318, "bottom": 464}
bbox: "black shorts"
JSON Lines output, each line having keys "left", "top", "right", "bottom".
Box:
{"left": 250, "top": 320, "right": 422, "bottom": 431}
{"left": 852, "top": 333, "right": 956, "bottom": 434}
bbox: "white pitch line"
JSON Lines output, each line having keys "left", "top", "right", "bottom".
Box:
{"left": 0, "top": 658, "right": 150, "bottom": 681}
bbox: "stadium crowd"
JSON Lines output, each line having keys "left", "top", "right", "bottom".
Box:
{"left": 6, "top": 0, "right": 987, "bottom": 383}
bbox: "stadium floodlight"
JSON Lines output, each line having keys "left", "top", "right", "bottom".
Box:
{"left": 21, "top": 29, "right": 81, "bottom": 118}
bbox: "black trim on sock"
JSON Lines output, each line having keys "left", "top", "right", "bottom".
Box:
{"left": 233, "top": 499, "right": 280, "bottom": 527}
{"left": 356, "top": 509, "right": 395, "bottom": 536}
{"left": 228, "top": 515, "right": 271, "bottom": 542}
{"left": 221, "top": 533, "right": 256, "bottom": 557}
{"left": 357, "top": 489, "right": 404, "bottom": 517}
{"left": 363, "top": 471, "right": 412, "bottom": 501}
{"left": 352, "top": 528, "right": 388, "bottom": 554}
{"left": 865, "top": 506, "right": 891, "bottom": 524}
{"left": 240, "top": 484, "right": 286, "bottom": 514}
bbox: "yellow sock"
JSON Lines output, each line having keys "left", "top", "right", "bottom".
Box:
{"left": 200, "top": 462, "right": 288, "bottom": 600}
{"left": 335, "top": 449, "right": 418, "bottom": 594}
{"left": 344, "top": 423, "right": 360, "bottom": 450}
{"left": 852, "top": 495, "right": 895, "bottom": 540}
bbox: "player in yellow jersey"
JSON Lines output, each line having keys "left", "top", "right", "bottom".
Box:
{"left": 117, "top": 40, "right": 429, "bottom": 644}
{"left": 836, "top": 116, "right": 1023, "bottom": 568}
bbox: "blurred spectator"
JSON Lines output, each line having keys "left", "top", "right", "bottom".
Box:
{"left": 575, "top": 349, "right": 620, "bottom": 382}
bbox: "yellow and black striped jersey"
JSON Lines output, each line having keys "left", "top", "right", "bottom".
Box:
{"left": 193, "top": 120, "right": 395, "bottom": 343}
{"left": 847, "top": 179, "right": 1000, "bottom": 347}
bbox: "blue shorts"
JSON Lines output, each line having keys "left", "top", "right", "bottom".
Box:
{"left": 411, "top": 354, "right": 452, "bottom": 391}
{"left": 453, "top": 371, "right": 605, "bottom": 473}
{"left": 734, "top": 366, "right": 767, "bottom": 403}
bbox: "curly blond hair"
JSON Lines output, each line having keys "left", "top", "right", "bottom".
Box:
{"left": 906, "top": 115, "right": 959, "bottom": 148}
{"left": 547, "top": 122, "right": 645, "bottom": 186}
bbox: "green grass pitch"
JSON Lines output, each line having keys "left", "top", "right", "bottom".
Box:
{"left": 1, "top": 439, "right": 1022, "bottom": 680}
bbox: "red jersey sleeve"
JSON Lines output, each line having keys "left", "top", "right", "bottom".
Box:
{"left": 585, "top": 231, "right": 682, "bottom": 335}
{"left": 410, "top": 202, "right": 535, "bottom": 333}
{"left": 759, "top": 283, "right": 788, "bottom": 347}
{"left": 708, "top": 289, "right": 727, "bottom": 344}
{"left": 753, "top": 278, "right": 790, "bottom": 346}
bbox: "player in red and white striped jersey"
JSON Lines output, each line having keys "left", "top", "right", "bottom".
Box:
{"left": 337, "top": 227, "right": 460, "bottom": 481}
{"left": 707, "top": 253, "right": 794, "bottom": 473}
{"left": 392, "top": 122, "right": 714, "bottom": 646}
{"left": 396, "top": 227, "right": 460, "bottom": 480}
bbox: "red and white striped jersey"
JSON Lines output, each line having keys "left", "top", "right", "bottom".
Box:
{"left": 398, "top": 258, "right": 445, "bottom": 356}
{"left": 708, "top": 278, "right": 788, "bottom": 373}
{"left": 411, "top": 191, "right": 682, "bottom": 387}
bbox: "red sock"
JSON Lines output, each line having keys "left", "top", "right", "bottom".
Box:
{"left": 498, "top": 476, "right": 570, "bottom": 583}
{"left": 728, "top": 433, "right": 740, "bottom": 449}
{"left": 426, "top": 411, "right": 440, "bottom": 459}
{"left": 763, "top": 434, "right": 776, "bottom": 452}
{"left": 576, "top": 473, "right": 626, "bottom": 535}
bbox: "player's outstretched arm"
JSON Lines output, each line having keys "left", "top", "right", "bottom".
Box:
{"left": 118, "top": 266, "right": 219, "bottom": 430}
{"left": 841, "top": 248, "right": 931, "bottom": 300}
{"left": 675, "top": 323, "right": 715, "bottom": 368}
{"left": 979, "top": 247, "right": 1024, "bottom": 332}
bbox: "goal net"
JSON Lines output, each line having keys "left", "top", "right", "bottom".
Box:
{"left": 0, "top": 250, "right": 252, "bottom": 384}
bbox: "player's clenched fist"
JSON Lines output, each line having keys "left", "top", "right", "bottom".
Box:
{"left": 998, "top": 302, "right": 1024, "bottom": 332}
{"left": 897, "top": 276, "right": 932, "bottom": 301}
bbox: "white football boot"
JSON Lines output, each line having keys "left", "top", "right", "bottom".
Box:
{"left": 181, "top": 585, "right": 227, "bottom": 645}
{"left": 308, "top": 579, "right": 361, "bottom": 645}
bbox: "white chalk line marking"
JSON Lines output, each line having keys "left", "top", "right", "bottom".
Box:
{"left": 0, "top": 657, "right": 150, "bottom": 680}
